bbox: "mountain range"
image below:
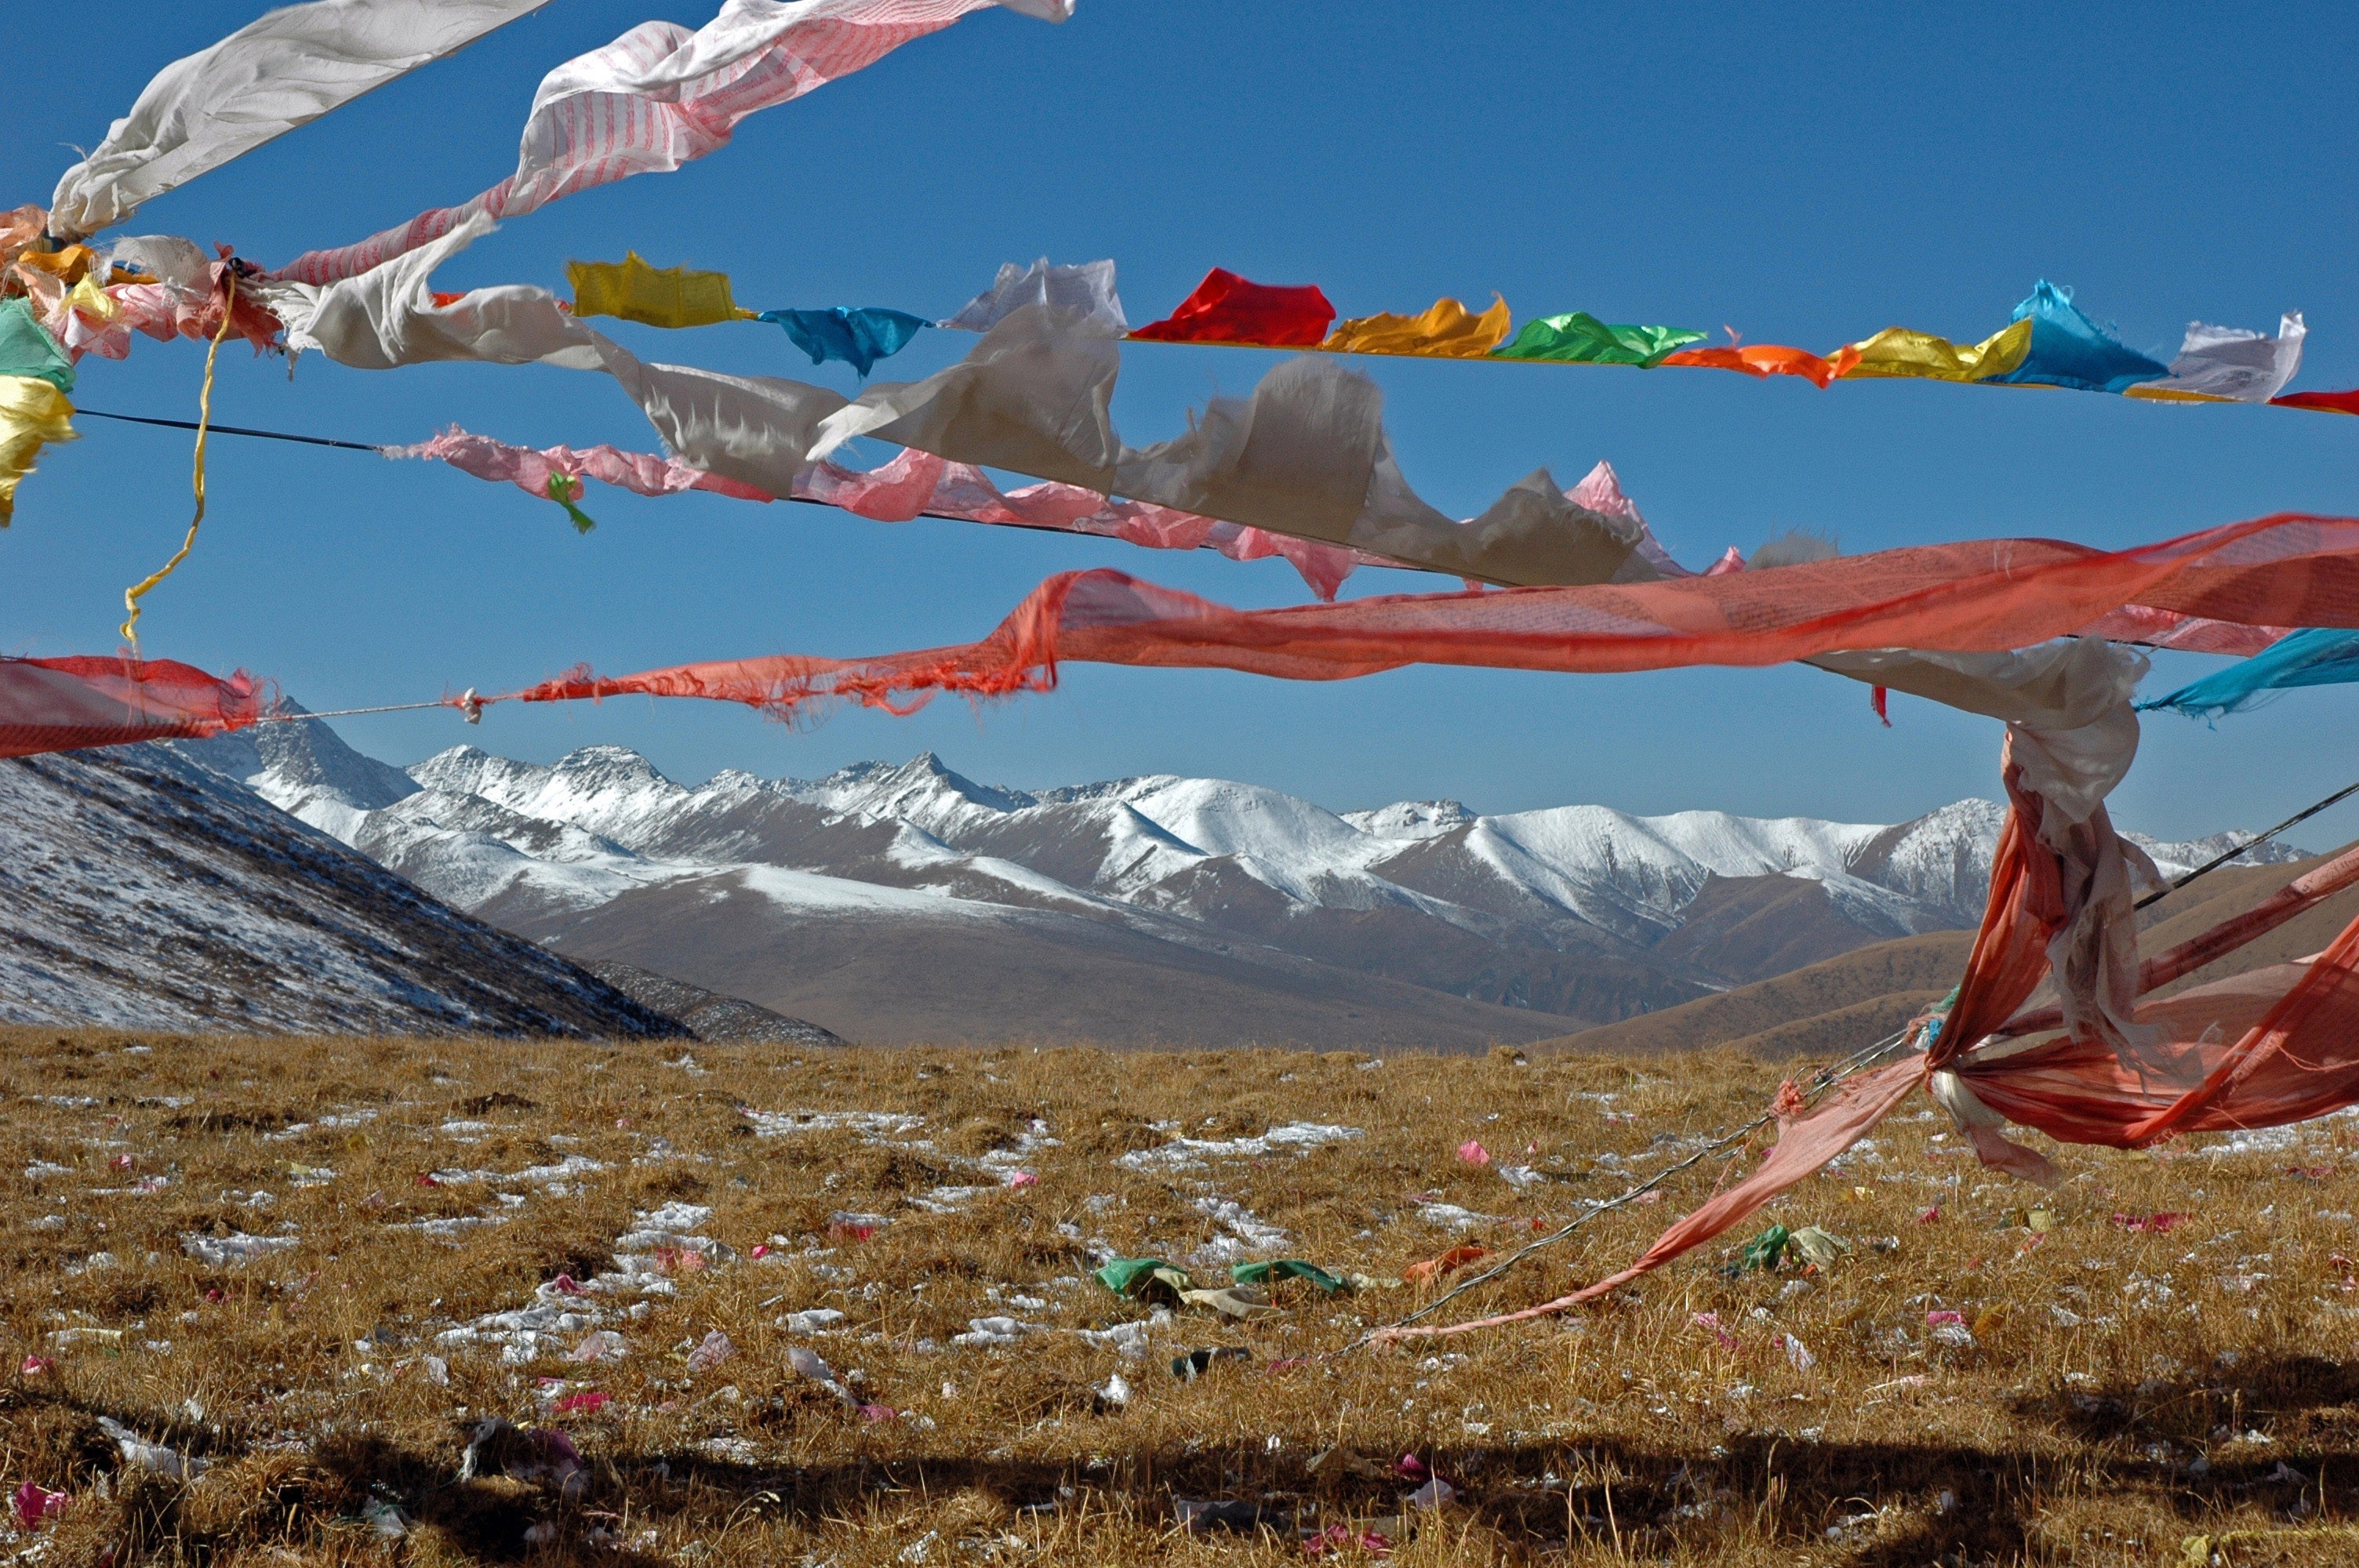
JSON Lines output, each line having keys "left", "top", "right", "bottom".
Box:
{"left": 147, "top": 714, "right": 2299, "bottom": 1047}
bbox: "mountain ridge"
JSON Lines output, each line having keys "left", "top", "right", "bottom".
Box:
{"left": 159, "top": 720, "right": 2306, "bottom": 1047}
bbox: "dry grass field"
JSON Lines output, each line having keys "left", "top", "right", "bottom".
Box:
{"left": 2, "top": 1028, "right": 2357, "bottom": 1566}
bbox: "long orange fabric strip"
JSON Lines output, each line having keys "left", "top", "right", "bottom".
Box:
{"left": 488, "top": 512, "right": 2359, "bottom": 720}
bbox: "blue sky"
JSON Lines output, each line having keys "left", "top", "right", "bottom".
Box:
{"left": 6, "top": 1, "right": 2354, "bottom": 840}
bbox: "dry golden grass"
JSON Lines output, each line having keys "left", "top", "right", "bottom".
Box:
{"left": 2, "top": 1025, "right": 2357, "bottom": 1565}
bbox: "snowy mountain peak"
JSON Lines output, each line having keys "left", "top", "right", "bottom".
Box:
{"left": 1346, "top": 800, "right": 1477, "bottom": 840}
{"left": 800, "top": 750, "right": 1036, "bottom": 832}
{"left": 409, "top": 743, "right": 689, "bottom": 838}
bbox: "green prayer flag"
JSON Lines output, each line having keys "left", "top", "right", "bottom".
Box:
{"left": 0, "top": 299, "right": 74, "bottom": 394}
{"left": 1492, "top": 310, "right": 1705, "bottom": 368}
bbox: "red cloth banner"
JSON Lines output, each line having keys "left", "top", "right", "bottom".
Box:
{"left": 0, "top": 655, "right": 267, "bottom": 759}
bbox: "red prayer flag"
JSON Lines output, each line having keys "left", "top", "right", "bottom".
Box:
{"left": 2271, "top": 389, "right": 2359, "bottom": 416}
{"left": 1129, "top": 267, "right": 1336, "bottom": 347}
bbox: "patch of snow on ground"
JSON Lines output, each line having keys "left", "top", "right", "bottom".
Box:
{"left": 1118, "top": 1122, "right": 1363, "bottom": 1173}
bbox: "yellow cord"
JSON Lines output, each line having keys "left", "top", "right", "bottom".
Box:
{"left": 120, "top": 274, "right": 238, "bottom": 650}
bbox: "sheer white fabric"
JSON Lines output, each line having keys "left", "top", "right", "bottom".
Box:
{"left": 273, "top": 0, "right": 1069, "bottom": 285}
{"left": 49, "top": 1, "right": 552, "bottom": 240}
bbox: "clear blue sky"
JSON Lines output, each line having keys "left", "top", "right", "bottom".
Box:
{"left": 6, "top": 1, "right": 2354, "bottom": 840}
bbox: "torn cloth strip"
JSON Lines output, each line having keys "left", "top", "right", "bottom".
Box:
{"left": 1407, "top": 837, "right": 2359, "bottom": 1337}
{"left": 760, "top": 307, "right": 929, "bottom": 375}
{"left": 1383, "top": 684, "right": 2155, "bottom": 1334}
{"left": 271, "top": 0, "right": 1070, "bottom": 286}
{"left": 384, "top": 427, "right": 772, "bottom": 503}
{"left": 2139, "top": 627, "right": 2359, "bottom": 719}
{"left": 47, "top": 0, "right": 554, "bottom": 241}
{"left": 1129, "top": 268, "right": 1336, "bottom": 347}
{"left": 1957, "top": 905, "right": 2359, "bottom": 1149}
{"left": 390, "top": 428, "right": 1378, "bottom": 600}
{"left": 482, "top": 511, "right": 2359, "bottom": 723}
{"left": 0, "top": 656, "right": 267, "bottom": 758}
{"left": 1994, "top": 840, "right": 2359, "bottom": 1040}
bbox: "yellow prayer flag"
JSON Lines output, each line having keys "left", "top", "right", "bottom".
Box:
{"left": 0, "top": 375, "right": 77, "bottom": 527}
{"left": 1841, "top": 317, "right": 2031, "bottom": 383}
{"left": 1324, "top": 295, "right": 1513, "bottom": 358}
{"left": 566, "top": 252, "right": 754, "bottom": 330}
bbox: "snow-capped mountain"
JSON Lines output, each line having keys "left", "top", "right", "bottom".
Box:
{"left": 162, "top": 718, "right": 2306, "bottom": 1047}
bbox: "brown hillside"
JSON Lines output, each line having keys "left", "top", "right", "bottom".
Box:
{"left": 1648, "top": 872, "right": 1928, "bottom": 985}
{"left": 1528, "top": 930, "right": 1975, "bottom": 1055}
{"left": 1714, "top": 988, "right": 1952, "bottom": 1060}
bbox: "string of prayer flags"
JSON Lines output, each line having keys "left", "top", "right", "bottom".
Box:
{"left": 474, "top": 510, "right": 2359, "bottom": 728}
{"left": 390, "top": 425, "right": 1378, "bottom": 599}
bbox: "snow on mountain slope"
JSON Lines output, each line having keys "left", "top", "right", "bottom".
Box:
{"left": 173, "top": 724, "right": 2311, "bottom": 1030}
{"left": 0, "top": 744, "right": 682, "bottom": 1036}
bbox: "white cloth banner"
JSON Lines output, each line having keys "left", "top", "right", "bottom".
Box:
{"left": 49, "top": 0, "right": 554, "bottom": 241}
{"left": 2143, "top": 312, "right": 2306, "bottom": 403}
{"left": 941, "top": 257, "right": 1127, "bottom": 335}
{"left": 272, "top": 0, "right": 1070, "bottom": 285}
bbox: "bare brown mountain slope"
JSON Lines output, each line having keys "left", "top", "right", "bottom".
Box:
{"left": 519, "top": 871, "right": 1572, "bottom": 1050}
{"left": 1646, "top": 872, "right": 1923, "bottom": 986}
{"left": 1530, "top": 838, "right": 2359, "bottom": 1058}
{"left": 1527, "top": 931, "right": 1976, "bottom": 1056}
{"left": 1712, "top": 992, "right": 1950, "bottom": 1061}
